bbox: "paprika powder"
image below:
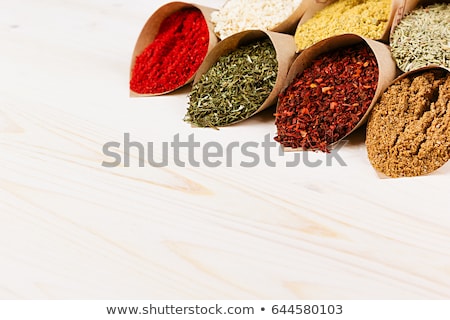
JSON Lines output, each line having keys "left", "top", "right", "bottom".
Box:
{"left": 130, "top": 8, "right": 209, "bottom": 95}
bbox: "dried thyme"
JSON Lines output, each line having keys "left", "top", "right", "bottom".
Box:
{"left": 185, "top": 40, "right": 278, "bottom": 127}
{"left": 390, "top": 3, "right": 450, "bottom": 72}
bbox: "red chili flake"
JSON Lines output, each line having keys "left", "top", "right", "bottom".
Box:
{"left": 275, "top": 44, "right": 379, "bottom": 152}
{"left": 130, "top": 8, "right": 209, "bottom": 94}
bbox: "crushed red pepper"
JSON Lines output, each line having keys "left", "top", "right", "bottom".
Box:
{"left": 275, "top": 44, "right": 379, "bottom": 152}
{"left": 130, "top": 8, "right": 209, "bottom": 94}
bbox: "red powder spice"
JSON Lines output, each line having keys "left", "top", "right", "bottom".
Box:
{"left": 130, "top": 8, "right": 209, "bottom": 94}
{"left": 275, "top": 44, "right": 379, "bottom": 152}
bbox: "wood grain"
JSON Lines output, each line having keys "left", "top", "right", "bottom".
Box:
{"left": 0, "top": 0, "right": 449, "bottom": 299}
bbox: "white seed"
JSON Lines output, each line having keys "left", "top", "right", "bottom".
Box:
{"left": 211, "top": 0, "right": 302, "bottom": 39}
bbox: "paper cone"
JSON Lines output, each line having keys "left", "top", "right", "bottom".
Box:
{"left": 392, "top": 66, "right": 450, "bottom": 84}
{"left": 211, "top": 0, "right": 314, "bottom": 39}
{"left": 366, "top": 65, "right": 450, "bottom": 178}
{"left": 129, "top": 2, "right": 219, "bottom": 97}
{"left": 295, "top": 0, "right": 336, "bottom": 27}
{"left": 381, "top": 0, "right": 410, "bottom": 42}
{"left": 278, "top": 33, "right": 398, "bottom": 151}
{"left": 268, "top": 0, "right": 318, "bottom": 34}
{"left": 389, "top": 0, "right": 448, "bottom": 72}
{"left": 191, "top": 29, "right": 297, "bottom": 127}
{"left": 392, "top": 0, "right": 447, "bottom": 30}
{"left": 390, "top": 0, "right": 445, "bottom": 34}
{"left": 295, "top": 0, "right": 407, "bottom": 52}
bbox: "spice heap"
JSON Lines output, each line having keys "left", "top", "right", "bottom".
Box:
{"left": 294, "top": 0, "right": 391, "bottom": 51}
{"left": 390, "top": 3, "right": 450, "bottom": 72}
{"left": 275, "top": 44, "right": 379, "bottom": 152}
{"left": 366, "top": 70, "right": 450, "bottom": 178}
{"left": 130, "top": 8, "right": 209, "bottom": 95}
{"left": 185, "top": 40, "right": 278, "bottom": 127}
{"left": 211, "top": 0, "right": 302, "bottom": 39}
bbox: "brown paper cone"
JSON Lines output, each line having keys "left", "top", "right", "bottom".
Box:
{"left": 380, "top": 0, "right": 410, "bottom": 42}
{"left": 278, "top": 33, "right": 398, "bottom": 151}
{"left": 211, "top": 0, "right": 312, "bottom": 38}
{"left": 384, "top": 65, "right": 450, "bottom": 85}
{"left": 295, "top": 0, "right": 336, "bottom": 26}
{"left": 269, "top": 0, "right": 315, "bottom": 34}
{"left": 390, "top": 0, "right": 418, "bottom": 31}
{"left": 366, "top": 65, "right": 449, "bottom": 178}
{"left": 295, "top": 0, "right": 407, "bottom": 52}
{"left": 390, "top": 0, "right": 449, "bottom": 72}
{"left": 129, "top": 2, "right": 219, "bottom": 97}
{"left": 391, "top": 0, "right": 445, "bottom": 29}
{"left": 390, "top": 0, "right": 447, "bottom": 42}
{"left": 192, "top": 29, "right": 297, "bottom": 126}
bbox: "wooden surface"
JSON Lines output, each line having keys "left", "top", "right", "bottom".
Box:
{"left": 1, "top": 0, "right": 450, "bottom": 299}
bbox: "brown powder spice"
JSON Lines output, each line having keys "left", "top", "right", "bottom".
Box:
{"left": 366, "top": 70, "right": 450, "bottom": 178}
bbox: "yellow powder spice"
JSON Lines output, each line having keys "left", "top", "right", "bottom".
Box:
{"left": 295, "top": 0, "right": 391, "bottom": 51}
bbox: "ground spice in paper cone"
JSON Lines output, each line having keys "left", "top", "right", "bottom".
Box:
{"left": 275, "top": 44, "right": 378, "bottom": 152}
{"left": 390, "top": 3, "right": 450, "bottom": 72}
{"left": 366, "top": 71, "right": 450, "bottom": 178}
{"left": 295, "top": 0, "right": 391, "bottom": 51}
{"left": 130, "top": 8, "right": 209, "bottom": 94}
{"left": 211, "top": 0, "right": 302, "bottom": 39}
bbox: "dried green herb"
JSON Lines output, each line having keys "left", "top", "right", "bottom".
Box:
{"left": 185, "top": 39, "right": 278, "bottom": 127}
{"left": 390, "top": 3, "right": 450, "bottom": 72}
